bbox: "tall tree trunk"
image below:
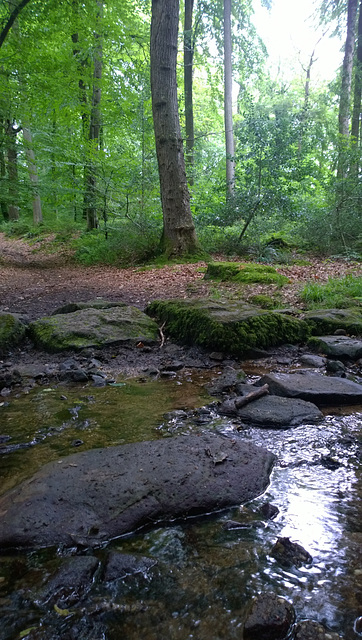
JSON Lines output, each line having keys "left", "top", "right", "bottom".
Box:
{"left": 6, "top": 120, "right": 20, "bottom": 221}
{"left": 337, "top": 0, "right": 358, "bottom": 179}
{"left": 23, "top": 126, "right": 43, "bottom": 224}
{"left": 223, "top": 0, "right": 235, "bottom": 196}
{"left": 84, "top": 0, "right": 103, "bottom": 231}
{"left": 351, "top": 0, "right": 362, "bottom": 173}
{"left": 151, "top": 0, "right": 198, "bottom": 257}
{"left": 184, "top": 0, "right": 194, "bottom": 186}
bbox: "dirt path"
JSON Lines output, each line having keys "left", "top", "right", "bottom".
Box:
{"left": 1, "top": 232, "right": 362, "bottom": 320}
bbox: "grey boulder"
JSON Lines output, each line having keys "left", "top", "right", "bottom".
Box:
{"left": 0, "top": 434, "right": 275, "bottom": 550}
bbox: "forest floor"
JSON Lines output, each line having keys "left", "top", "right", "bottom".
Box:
{"left": 1, "top": 231, "right": 362, "bottom": 321}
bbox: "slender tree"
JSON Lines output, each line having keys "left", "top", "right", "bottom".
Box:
{"left": 184, "top": 0, "right": 194, "bottom": 185}
{"left": 337, "top": 0, "right": 358, "bottom": 178}
{"left": 351, "top": 0, "right": 362, "bottom": 167}
{"left": 150, "top": 0, "right": 198, "bottom": 257}
{"left": 223, "top": 0, "right": 235, "bottom": 196}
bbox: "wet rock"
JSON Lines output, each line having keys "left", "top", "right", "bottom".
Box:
{"left": 91, "top": 374, "right": 106, "bottom": 387}
{"left": 225, "top": 395, "right": 323, "bottom": 428}
{"left": 206, "top": 366, "right": 246, "bottom": 396}
{"left": 29, "top": 306, "right": 159, "bottom": 352}
{"left": 51, "top": 300, "right": 126, "bottom": 315}
{"left": 260, "top": 503, "right": 279, "bottom": 520}
{"left": 309, "top": 335, "right": 362, "bottom": 360}
{"left": 320, "top": 454, "right": 342, "bottom": 470}
{"left": 293, "top": 620, "right": 343, "bottom": 639}
{"left": 243, "top": 591, "right": 295, "bottom": 639}
{"left": 104, "top": 552, "right": 157, "bottom": 582}
{"left": 256, "top": 372, "right": 362, "bottom": 407}
{"left": 35, "top": 556, "right": 99, "bottom": 607}
{"left": 163, "top": 360, "right": 184, "bottom": 371}
{"left": 354, "top": 616, "right": 362, "bottom": 635}
{"left": 270, "top": 537, "right": 312, "bottom": 568}
{"left": 0, "top": 434, "right": 276, "bottom": 550}
{"left": 325, "top": 359, "right": 346, "bottom": 376}
{"left": 299, "top": 354, "right": 326, "bottom": 368}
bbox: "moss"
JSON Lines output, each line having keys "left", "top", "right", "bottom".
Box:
{"left": 0, "top": 314, "right": 27, "bottom": 353}
{"left": 146, "top": 299, "right": 309, "bottom": 357}
{"left": 304, "top": 308, "right": 362, "bottom": 336}
{"left": 248, "top": 294, "right": 279, "bottom": 309}
{"left": 204, "top": 262, "right": 288, "bottom": 286}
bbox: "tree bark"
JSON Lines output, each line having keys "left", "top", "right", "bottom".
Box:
{"left": 184, "top": 0, "right": 194, "bottom": 186}
{"left": 84, "top": 0, "right": 103, "bottom": 231}
{"left": 351, "top": 0, "right": 362, "bottom": 165}
{"left": 224, "top": 0, "right": 235, "bottom": 196}
{"left": 151, "top": 0, "right": 198, "bottom": 257}
{"left": 337, "top": 0, "right": 358, "bottom": 180}
{"left": 0, "top": 0, "right": 32, "bottom": 49}
{"left": 5, "top": 120, "right": 20, "bottom": 221}
{"left": 23, "top": 126, "right": 43, "bottom": 224}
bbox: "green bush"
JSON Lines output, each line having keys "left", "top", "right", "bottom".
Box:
{"left": 73, "top": 224, "right": 161, "bottom": 266}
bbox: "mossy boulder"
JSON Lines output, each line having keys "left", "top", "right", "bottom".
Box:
{"left": 146, "top": 298, "right": 309, "bottom": 357}
{"left": 29, "top": 305, "right": 159, "bottom": 352}
{"left": 204, "top": 262, "right": 289, "bottom": 286}
{"left": 303, "top": 308, "right": 362, "bottom": 335}
{"left": 51, "top": 300, "right": 127, "bottom": 315}
{"left": 0, "top": 313, "right": 27, "bottom": 353}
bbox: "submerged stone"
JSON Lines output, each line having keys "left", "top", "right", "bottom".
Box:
{"left": 294, "top": 620, "right": 342, "bottom": 640}
{"left": 29, "top": 306, "right": 159, "bottom": 352}
{"left": 146, "top": 298, "right": 308, "bottom": 358}
{"left": 256, "top": 372, "right": 362, "bottom": 407}
{"left": 0, "top": 434, "right": 276, "bottom": 550}
{"left": 243, "top": 591, "right": 295, "bottom": 640}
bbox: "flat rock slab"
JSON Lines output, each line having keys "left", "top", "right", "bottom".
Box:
{"left": 309, "top": 335, "right": 362, "bottom": 360}
{"left": 29, "top": 306, "right": 159, "bottom": 352}
{"left": 0, "top": 434, "right": 276, "bottom": 550}
{"left": 234, "top": 395, "right": 322, "bottom": 428}
{"left": 146, "top": 298, "right": 308, "bottom": 357}
{"left": 304, "top": 308, "right": 362, "bottom": 335}
{"left": 257, "top": 372, "right": 362, "bottom": 407}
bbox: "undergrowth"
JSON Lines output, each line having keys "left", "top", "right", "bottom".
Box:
{"left": 300, "top": 274, "right": 362, "bottom": 308}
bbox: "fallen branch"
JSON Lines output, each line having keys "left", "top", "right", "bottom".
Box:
{"left": 235, "top": 384, "right": 269, "bottom": 409}
{"left": 159, "top": 321, "right": 166, "bottom": 348}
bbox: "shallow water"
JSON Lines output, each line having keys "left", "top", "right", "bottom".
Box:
{"left": 0, "top": 373, "right": 361, "bottom": 640}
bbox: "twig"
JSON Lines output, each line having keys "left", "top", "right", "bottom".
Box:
{"left": 235, "top": 384, "right": 269, "bottom": 409}
{"left": 159, "top": 322, "right": 166, "bottom": 348}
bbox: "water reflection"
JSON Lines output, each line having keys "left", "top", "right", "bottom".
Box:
{"left": 0, "top": 376, "right": 361, "bottom": 639}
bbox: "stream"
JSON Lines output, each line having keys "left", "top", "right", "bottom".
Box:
{"left": 0, "top": 364, "right": 361, "bottom": 640}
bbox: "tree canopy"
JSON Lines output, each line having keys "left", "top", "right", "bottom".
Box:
{"left": 0, "top": 0, "right": 361, "bottom": 262}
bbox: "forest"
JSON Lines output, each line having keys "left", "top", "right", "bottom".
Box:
{"left": 0, "top": 0, "right": 361, "bottom": 265}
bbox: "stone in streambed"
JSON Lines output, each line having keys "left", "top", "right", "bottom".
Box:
{"left": 243, "top": 591, "right": 295, "bottom": 640}
{"left": 219, "top": 394, "right": 322, "bottom": 428}
{"left": 0, "top": 434, "right": 275, "bottom": 550}
{"left": 256, "top": 372, "right": 362, "bottom": 407}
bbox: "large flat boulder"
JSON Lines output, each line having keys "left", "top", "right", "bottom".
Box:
{"left": 0, "top": 434, "right": 275, "bottom": 550}
{"left": 146, "top": 299, "right": 308, "bottom": 357}
{"left": 256, "top": 372, "right": 362, "bottom": 407}
{"left": 29, "top": 305, "right": 159, "bottom": 352}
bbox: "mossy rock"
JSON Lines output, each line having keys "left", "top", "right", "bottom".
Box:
{"left": 146, "top": 298, "right": 309, "bottom": 357}
{"left": 204, "top": 262, "right": 288, "bottom": 286}
{"left": 52, "top": 300, "right": 127, "bottom": 315}
{"left": 0, "top": 313, "right": 27, "bottom": 353}
{"left": 29, "top": 306, "right": 159, "bottom": 352}
{"left": 248, "top": 294, "right": 278, "bottom": 309}
{"left": 303, "top": 308, "right": 362, "bottom": 336}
